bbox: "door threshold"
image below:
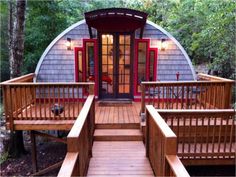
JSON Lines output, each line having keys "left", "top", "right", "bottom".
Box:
{"left": 98, "top": 99, "right": 133, "bottom": 105}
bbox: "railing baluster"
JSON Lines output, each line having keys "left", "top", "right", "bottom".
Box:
{"left": 63, "top": 86, "right": 66, "bottom": 119}
{"left": 217, "top": 115, "right": 223, "bottom": 152}
{"left": 211, "top": 115, "right": 217, "bottom": 153}
{"left": 24, "top": 85, "right": 28, "bottom": 120}
{"left": 206, "top": 115, "right": 210, "bottom": 154}
{"left": 44, "top": 85, "right": 46, "bottom": 119}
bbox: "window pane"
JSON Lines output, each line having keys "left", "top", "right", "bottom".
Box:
{"left": 102, "top": 55, "right": 108, "bottom": 64}
{"left": 78, "top": 50, "right": 83, "bottom": 81}
{"left": 86, "top": 42, "right": 95, "bottom": 81}
{"left": 102, "top": 45, "right": 107, "bottom": 54}
{"left": 119, "top": 35, "right": 125, "bottom": 44}
{"left": 137, "top": 42, "right": 147, "bottom": 91}
{"left": 125, "top": 35, "right": 130, "bottom": 44}
{"left": 149, "top": 50, "right": 155, "bottom": 81}
{"left": 102, "top": 35, "right": 107, "bottom": 44}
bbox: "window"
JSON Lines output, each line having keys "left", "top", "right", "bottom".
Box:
{"left": 75, "top": 47, "right": 83, "bottom": 82}
{"left": 85, "top": 42, "right": 95, "bottom": 82}
{"left": 149, "top": 48, "right": 157, "bottom": 81}
{"left": 75, "top": 40, "right": 97, "bottom": 85}
{"left": 137, "top": 41, "right": 148, "bottom": 92}
{"left": 135, "top": 40, "right": 158, "bottom": 94}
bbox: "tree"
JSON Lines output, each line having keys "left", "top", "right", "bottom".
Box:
{"left": 8, "top": 0, "right": 27, "bottom": 157}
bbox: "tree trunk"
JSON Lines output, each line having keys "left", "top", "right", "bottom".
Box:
{"left": 9, "top": 0, "right": 26, "bottom": 78}
{"left": 8, "top": 0, "right": 27, "bottom": 158}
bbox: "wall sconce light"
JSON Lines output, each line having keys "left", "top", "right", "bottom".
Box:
{"left": 65, "top": 38, "right": 72, "bottom": 50}
{"left": 161, "top": 38, "right": 167, "bottom": 51}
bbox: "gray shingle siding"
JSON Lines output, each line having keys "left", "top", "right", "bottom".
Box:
{"left": 136, "top": 24, "right": 194, "bottom": 81}
{"left": 36, "top": 21, "right": 194, "bottom": 83}
{"left": 37, "top": 22, "right": 97, "bottom": 82}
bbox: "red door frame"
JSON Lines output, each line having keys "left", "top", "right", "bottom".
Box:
{"left": 75, "top": 38, "right": 158, "bottom": 99}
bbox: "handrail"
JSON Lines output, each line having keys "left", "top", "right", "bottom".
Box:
{"left": 1, "top": 73, "right": 35, "bottom": 83}
{"left": 1, "top": 80, "right": 94, "bottom": 131}
{"left": 141, "top": 76, "right": 234, "bottom": 113}
{"left": 198, "top": 73, "right": 235, "bottom": 82}
{"left": 146, "top": 105, "right": 190, "bottom": 177}
{"left": 165, "top": 155, "right": 190, "bottom": 177}
{"left": 58, "top": 95, "right": 95, "bottom": 177}
{"left": 158, "top": 109, "right": 235, "bottom": 162}
{"left": 1, "top": 82, "right": 94, "bottom": 86}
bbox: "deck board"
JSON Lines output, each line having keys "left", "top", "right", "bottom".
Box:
{"left": 95, "top": 102, "right": 141, "bottom": 125}
{"left": 87, "top": 141, "right": 154, "bottom": 176}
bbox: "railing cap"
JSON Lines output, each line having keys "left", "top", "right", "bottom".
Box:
{"left": 146, "top": 105, "right": 176, "bottom": 138}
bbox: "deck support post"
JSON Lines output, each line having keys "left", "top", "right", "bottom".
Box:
{"left": 30, "top": 130, "right": 38, "bottom": 173}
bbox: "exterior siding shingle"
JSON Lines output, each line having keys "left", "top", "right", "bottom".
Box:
{"left": 36, "top": 21, "right": 195, "bottom": 83}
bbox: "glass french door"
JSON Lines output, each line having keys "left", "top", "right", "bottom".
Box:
{"left": 100, "top": 33, "right": 132, "bottom": 99}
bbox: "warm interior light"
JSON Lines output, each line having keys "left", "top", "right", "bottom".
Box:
{"left": 66, "top": 38, "right": 72, "bottom": 50}
{"left": 161, "top": 38, "right": 167, "bottom": 51}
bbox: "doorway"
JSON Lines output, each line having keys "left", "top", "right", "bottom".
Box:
{"left": 99, "top": 33, "right": 133, "bottom": 99}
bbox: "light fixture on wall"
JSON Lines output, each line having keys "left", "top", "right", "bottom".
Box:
{"left": 65, "top": 38, "right": 72, "bottom": 50}
{"left": 161, "top": 38, "right": 167, "bottom": 51}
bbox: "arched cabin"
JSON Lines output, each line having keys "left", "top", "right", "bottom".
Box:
{"left": 1, "top": 8, "right": 235, "bottom": 176}
{"left": 35, "top": 8, "right": 196, "bottom": 100}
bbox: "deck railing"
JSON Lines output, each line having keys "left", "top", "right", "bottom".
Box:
{"left": 141, "top": 74, "right": 234, "bottom": 113}
{"left": 1, "top": 73, "right": 94, "bottom": 130}
{"left": 157, "top": 109, "right": 235, "bottom": 164}
{"left": 146, "top": 105, "right": 190, "bottom": 177}
{"left": 58, "top": 95, "right": 95, "bottom": 177}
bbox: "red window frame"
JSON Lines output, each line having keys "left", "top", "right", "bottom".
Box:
{"left": 149, "top": 48, "right": 158, "bottom": 81}
{"left": 134, "top": 39, "right": 158, "bottom": 96}
{"left": 74, "top": 39, "right": 98, "bottom": 96}
{"left": 74, "top": 47, "right": 84, "bottom": 82}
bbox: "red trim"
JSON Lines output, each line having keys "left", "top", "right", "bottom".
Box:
{"left": 133, "top": 98, "right": 193, "bottom": 102}
{"left": 149, "top": 48, "right": 158, "bottom": 81}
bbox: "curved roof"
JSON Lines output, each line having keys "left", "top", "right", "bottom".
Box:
{"left": 34, "top": 19, "right": 196, "bottom": 81}
{"left": 85, "top": 8, "right": 147, "bottom": 32}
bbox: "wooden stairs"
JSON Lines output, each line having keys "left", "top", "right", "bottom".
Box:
{"left": 87, "top": 126, "right": 155, "bottom": 176}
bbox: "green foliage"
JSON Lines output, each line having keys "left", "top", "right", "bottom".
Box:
{"left": 23, "top": 1, "right": 71, "bottom": 73}
{"left": 0, "top": 1, "right": 10, "bottom": 81}
{"left": 0, "top": 151, "right": 8, "bottom": 164}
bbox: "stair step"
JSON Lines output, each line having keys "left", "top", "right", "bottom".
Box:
{"left": 94, "top": 129, "right": 143, "bottom": 141}
{"left": 95, "top": 123, "right": 140, "bottom": 129}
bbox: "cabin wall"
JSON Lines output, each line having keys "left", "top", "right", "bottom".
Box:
{"left": 36, "top": 22, "right": 97, "bottom": 82}
{"left": 136, "top": 24, "right": 194, "bottom": 81}
{"left": 36, "top": 21, "right": 195, "bottom": 83}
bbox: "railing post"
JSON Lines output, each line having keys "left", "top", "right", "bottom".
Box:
{"left": 30, "top": 130, "right": 38, "bottom": 173}
{"left": 141, "top": 84, "right": 145, "bottom": 114}
{"left": 224, "top": 82, "right": 233, "bottom": 109}
{"left": 89, "top": 84, "right": 94, "bottom": 95}
{"left": 145, "top": 110, "right": 150, "bottom": 158}
{"left": 8, "top": 86, "right": 14, "bottom": 131}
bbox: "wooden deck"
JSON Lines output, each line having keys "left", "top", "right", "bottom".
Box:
{"left": 87, "top": 141, "right": 154, "bottom": 177}
{"left": 95, "top": 102, "right": 140, "bottom": 126}
{"left": 8, "top": 102, "right": 141, "bottom": 130}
